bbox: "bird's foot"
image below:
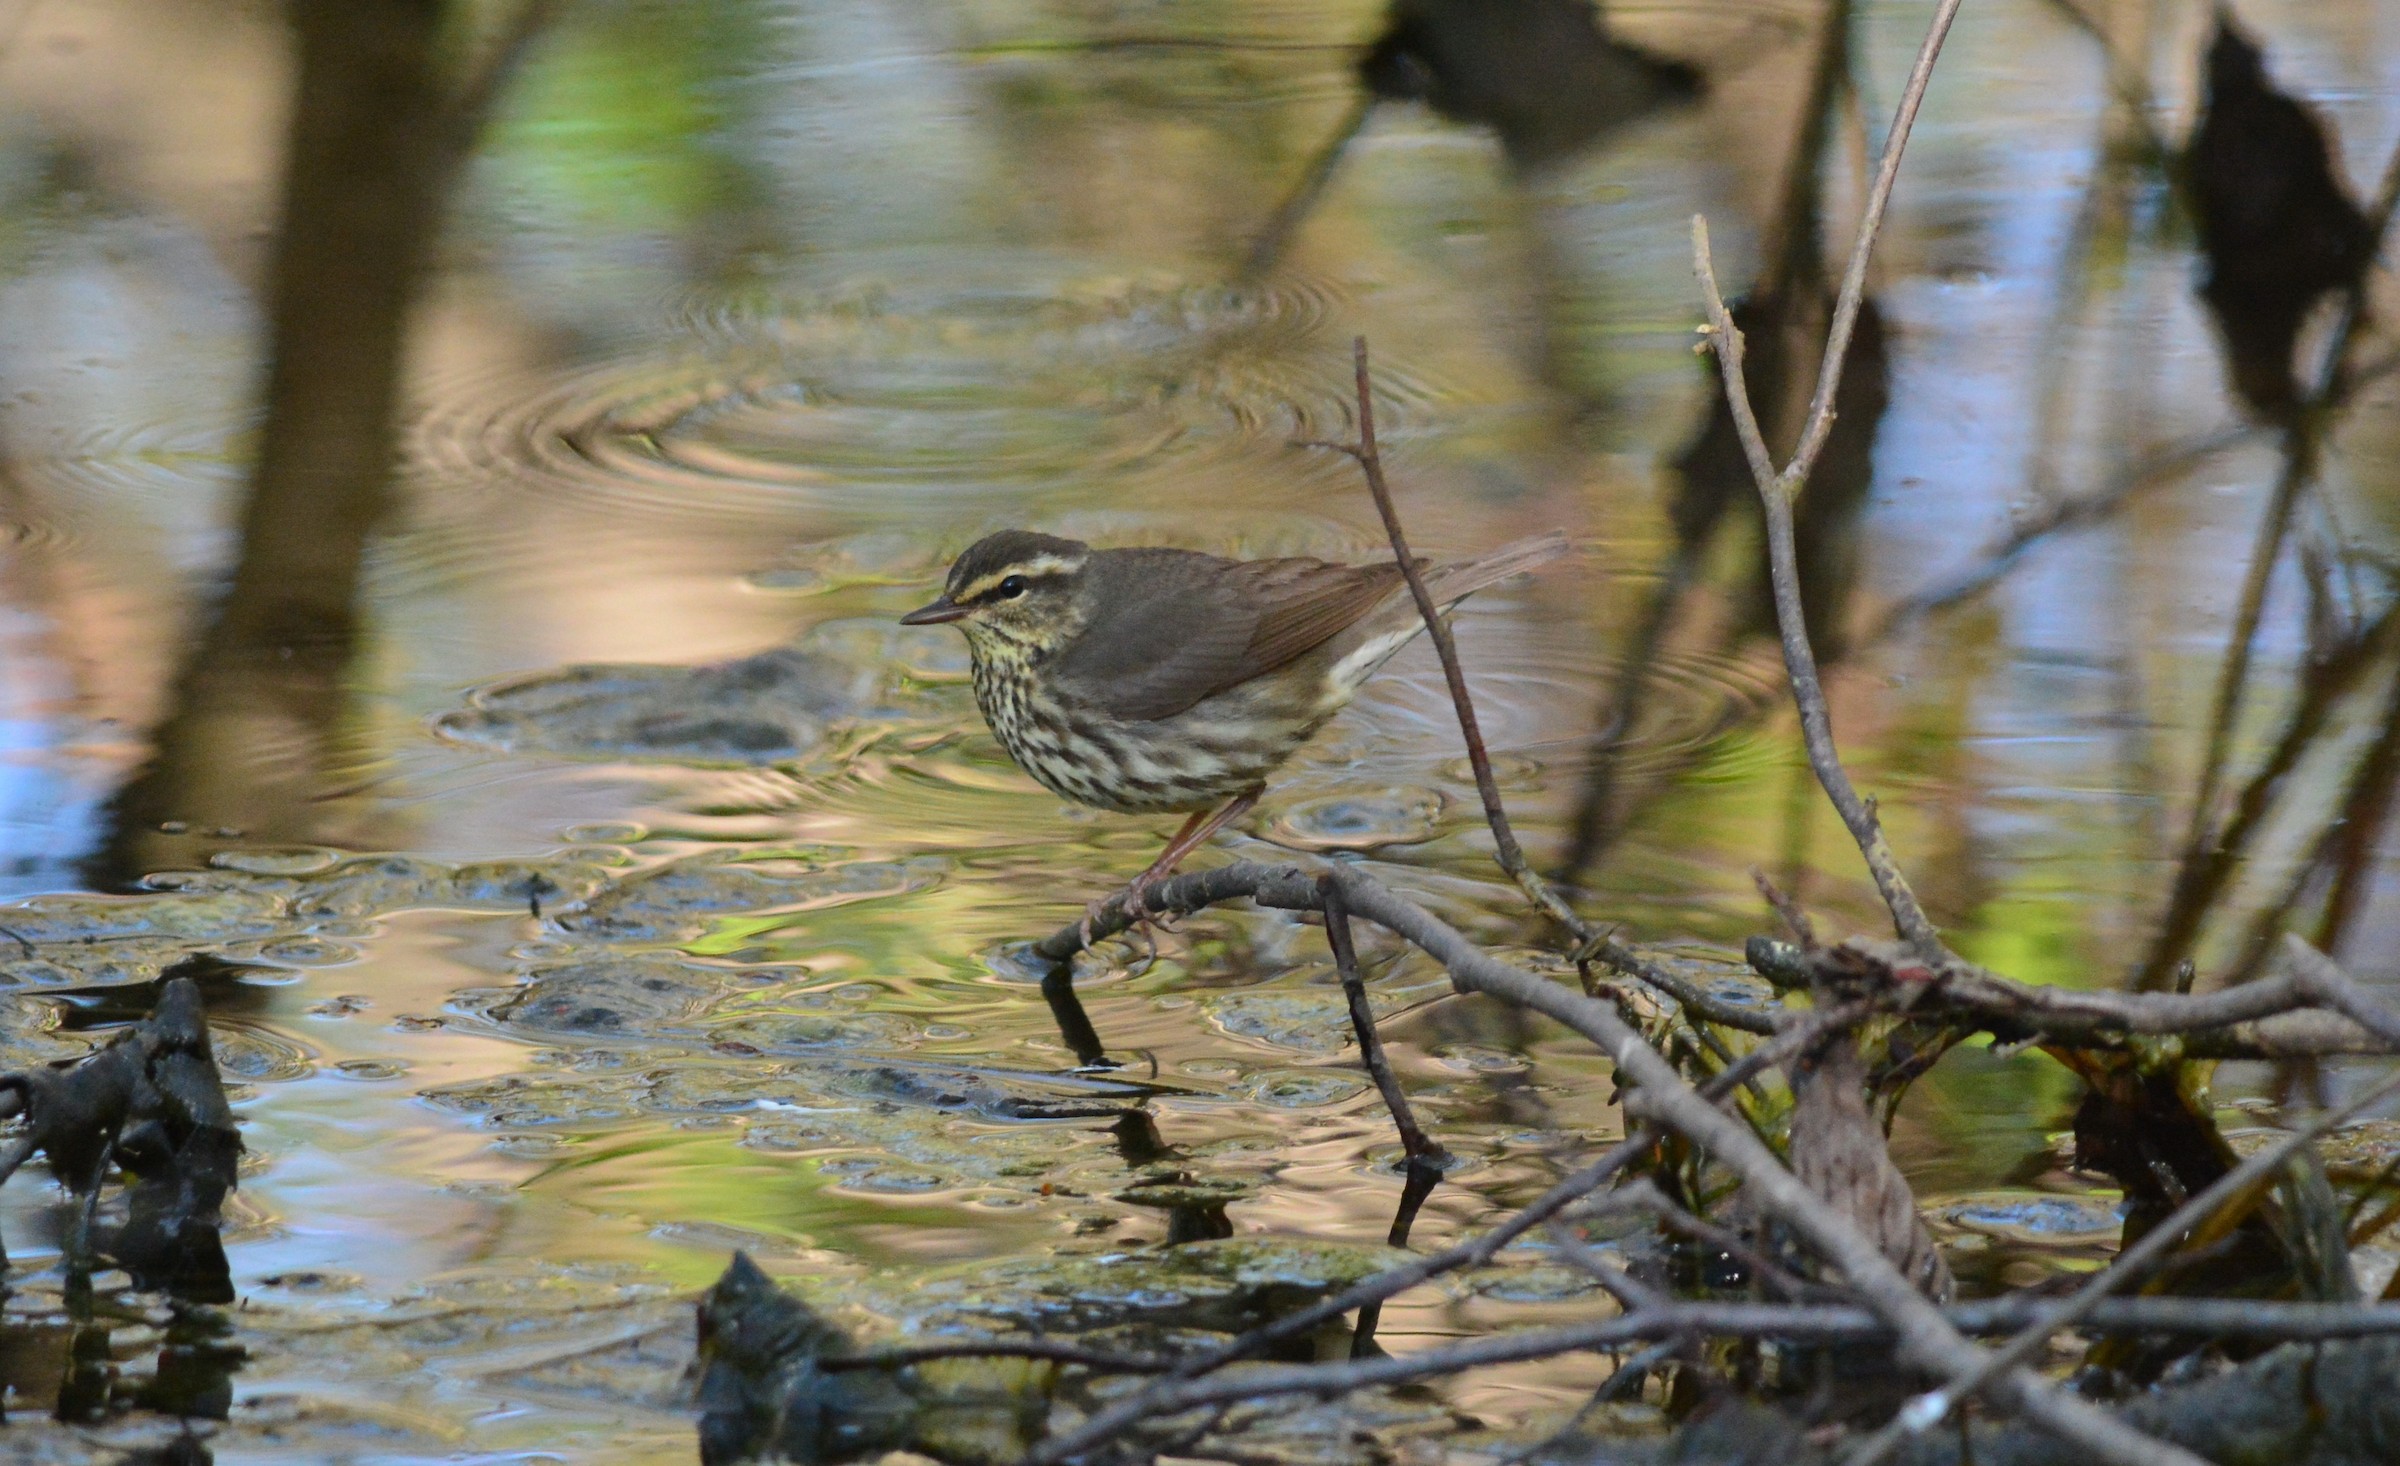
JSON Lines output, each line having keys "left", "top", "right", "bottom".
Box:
{"left": 1122, "top": 870, "right": 1181, "bottom": 938}
{"left": 1078, "top": 872, "right": 1179, "bottom": 957}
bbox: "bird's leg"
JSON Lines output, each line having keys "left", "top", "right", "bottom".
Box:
{"left": 1128, "top": 788, "right": 1260, "bottom": 911}
{"left": 1080, "top": 789, "right": 1262, "bottom": 950}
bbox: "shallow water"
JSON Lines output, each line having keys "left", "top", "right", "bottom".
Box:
{"left": 0, "top": 0, "right": 2397, "bottom": 1457}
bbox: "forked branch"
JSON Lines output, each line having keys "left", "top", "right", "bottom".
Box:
{"left": 1688, "top": 0, "right": 1965, "bottom": 959}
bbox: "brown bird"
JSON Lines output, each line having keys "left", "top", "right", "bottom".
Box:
{"left": 901, "top": 529, "right": 1567, "bottom": 923}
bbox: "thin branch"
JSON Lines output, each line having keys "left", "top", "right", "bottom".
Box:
{"left": 1753, "top": 866, "right": 1820, "bottom": 950}
{"left": 1846, "top": 1064, "right": 2400, "bottom": 1464}
{"left": 1691, "top": 314, "right": 1907, "bottom": 932}
{"left": 1021, "top": 1288, "right": 2400, "bottom": 1436}
{"left": 1793, "top": 937, "right": 2318, "bottom": 1035}
{"left": 1785, "top": 0, "right": 1965, "bottom": 488}
{"left": 1341, "top": 335, "right": 1590, "bottom": 936}
{"left": 1937, "top": 1295, "right": 2400, "bottom": 1340}
{"left": 1695, "top": 218, "right": 1941, "bottom": 957}
{"left": 1321, "top": 873, "right": 1445, "bottom": 1162}
{"left": 1594, "top": 941, "right": 1780, "bottom": 1036}
{"left": 1685, "top": 0, "right": 1963, "bottom": 960}
{"left": 1769, "top": 934, "right": 2394, "bottom": 1056}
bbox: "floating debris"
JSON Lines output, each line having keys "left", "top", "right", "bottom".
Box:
{"left": 0, "top": 972, "right": 242, "bottom": 1301}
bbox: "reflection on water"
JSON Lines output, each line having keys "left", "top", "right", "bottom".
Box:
{"left": 0, "top": 0, "right": 2391, "bottom": 1455}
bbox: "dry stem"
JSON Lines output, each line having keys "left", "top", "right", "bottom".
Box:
{"left": 1320, "top": 872, "right": 1445, "bottom": 1163}
{"left": 1688, "top": 0, "right": 1966, "bottom": 959}
{"left": 1337, "top": 335, "right": 1592, "bottom": 935}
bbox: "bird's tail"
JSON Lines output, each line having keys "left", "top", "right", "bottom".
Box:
{"left": 1326, "top": 531, "right": 1571, "bottom": 698}
{"left": 1421, "top": 531, "right": 1571, "bottom": 607}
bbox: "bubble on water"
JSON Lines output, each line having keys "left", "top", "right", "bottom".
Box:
{"left": 1260, "top": 786, "right": 1446, "bottom": 852}
{"left": 1237, "top": 1069, "right": 1370, "bottom": 1109}
{"left": 210, "top": 1026, "right": 315, "bottom": 1083}
{"left": 210, "top": 847, "right": 342, "bottom": 876}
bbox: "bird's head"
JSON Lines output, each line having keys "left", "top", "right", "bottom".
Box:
{"left": 900, "top": 530, "right": 1091, "bottom": 659}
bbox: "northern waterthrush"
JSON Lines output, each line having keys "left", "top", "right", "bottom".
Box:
{"left": 901, "top": 529, "right": 1567, "bottom": 912}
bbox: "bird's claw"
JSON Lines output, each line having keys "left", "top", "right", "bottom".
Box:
{"left": 1078, "top": 874, "right": 1178, "bottom": 959}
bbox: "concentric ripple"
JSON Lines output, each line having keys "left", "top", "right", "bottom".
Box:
{"left": 408, "top": 265, "right": 1435, "bottom": 534}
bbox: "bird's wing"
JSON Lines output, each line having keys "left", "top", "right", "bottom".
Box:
{"left": 1051, "top": 552, "right": 1408, "bottom": 723}
{"left": 1234, "top": 557, "right": 1411, "bottom": 675}
{"left": 1048, "top": 549, "right": 1264, "bottom": 723}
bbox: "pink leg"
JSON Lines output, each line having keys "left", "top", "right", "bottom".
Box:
{"left": 1080, "top": 788, "right": 1262, "bottom": 948}
{"left": 1134, "top": 788, "right": 1261, "bottom": 891}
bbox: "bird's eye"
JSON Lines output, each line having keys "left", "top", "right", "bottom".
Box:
{"left": 996, "top": 575, "right": 1027, "bottom": 599}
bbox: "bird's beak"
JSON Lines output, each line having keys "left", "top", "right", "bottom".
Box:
{"left": 899, "top": 596, "right": 969, "bottom": 626}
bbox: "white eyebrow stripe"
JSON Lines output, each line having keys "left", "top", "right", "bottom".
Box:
{"left": 953, "top": 555, "right": 1082, "bottom": 602}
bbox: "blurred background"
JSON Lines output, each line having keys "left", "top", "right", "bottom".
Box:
{"left": 0, "top": 0, "right": 2393, "bottom": 1457}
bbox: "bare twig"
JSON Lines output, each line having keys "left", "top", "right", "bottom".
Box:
{"left": 1034, "top": 1289, "right": 2327, "bottom": 1453}
{"left": 1847, "top": 1064, "right": 2400, "bottom": 1464}
{"left": 1685, "top": 0, "right": 1964, "bottom": 961}
{"left": 1595, "top": 942, "right": 1780, "bottom": 1036}
{"left": 1321, "top": 873, "right": 1445, "bottom": 1162}
{"left": 1339, "top": 336, "right": 1590, "bottom": 937}
{"left": 1773, "top": 934, "right": 2395, "bottom": 1057}
{"left": 1753, "top": 866, "right": 1819, "bottom": 949}
{"left": 1794, "top": 937, "right": 2318, "bottom": 1036}
{"left": 1789, "top": 0, "right": 1965, "bottom": 491}
{"left": 1937, "top": 1295, "right": 2400, "bottom": 1340}
{"left": 1694, "top": 221, "right": 1941, "bottom": 960}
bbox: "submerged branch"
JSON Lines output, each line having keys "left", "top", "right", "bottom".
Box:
{"left": 1027, "top": 857, "right": 2219, "bottom": 1466}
